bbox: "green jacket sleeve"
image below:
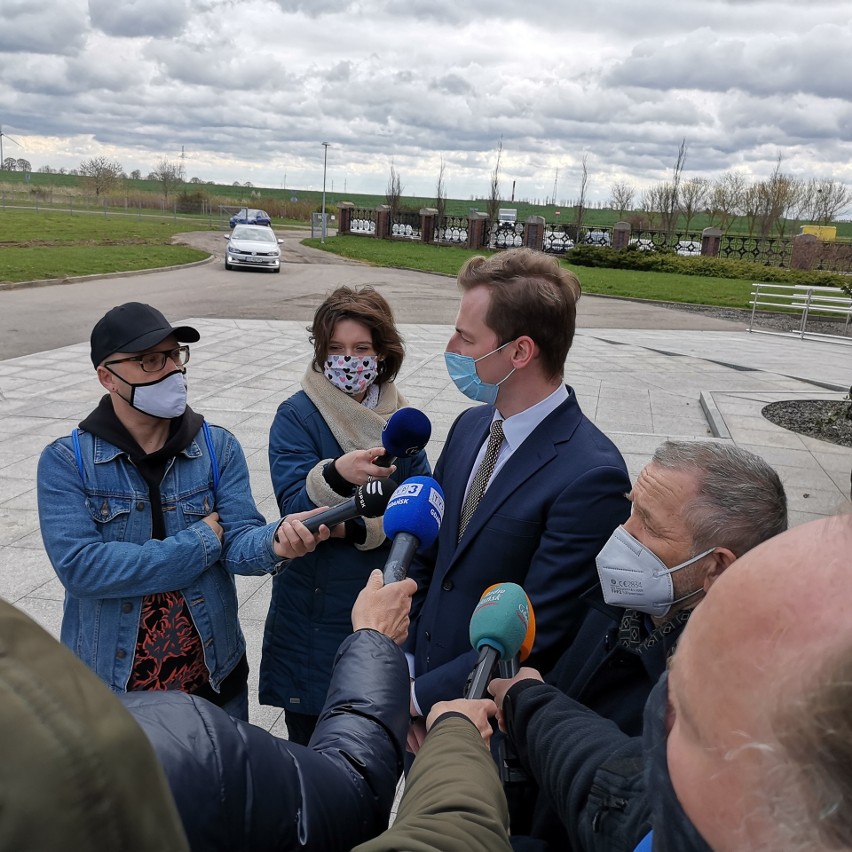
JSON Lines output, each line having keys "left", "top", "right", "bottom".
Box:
{"left": 353, "top": 714, "right": 512, "bottom": 852}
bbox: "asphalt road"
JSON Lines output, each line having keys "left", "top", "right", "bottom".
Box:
{"left": 0, "top": 231, "right": 743, "bottom": 361}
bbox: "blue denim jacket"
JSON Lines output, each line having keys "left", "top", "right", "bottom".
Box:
{"left": 37, "top": 424, "right": 282, "bottom": 694}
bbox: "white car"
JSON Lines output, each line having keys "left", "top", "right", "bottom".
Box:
{"left": 224, "top": 225, "right": 283, "bottom": 273}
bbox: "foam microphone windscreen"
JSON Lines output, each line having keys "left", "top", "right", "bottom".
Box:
{"left": 481, "top": 582, "right": 536, "bottom": 662}
{"left": 382, "top": 475, "right": 445, "bottom": 549}
{"left": 382, "top": 408, "right": 432, "bottom": 458}
{"left": 468, "top": 582, "right": 531, "bottom": 661}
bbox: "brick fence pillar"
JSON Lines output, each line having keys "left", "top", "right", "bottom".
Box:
{"left": 420, "top": 207, "right": 438, "bottom": 245}
{"left": 524, "top": 216, "right": 545, "bottom": 251}
{"left": 701, "top": 227, "right": 722, "bottom": 257}
{"left": 612, "top": 221, "right": 631, "bottom": 250}
{"left": 468, "top": 213, "right": 488, "bottom": 250}
{"left": 790, "top": 233, "right": 820, "bottom": 270}
{"left": 375, "top": 205, "right": 391, "bottom": 239}
{"left": 337, "top": 201, "right": 354, "bottom": 236}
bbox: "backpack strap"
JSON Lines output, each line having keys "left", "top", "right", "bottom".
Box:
{"left": 71, "top": 424, "right": 220, "bottom": 494}
{"left": 71, "top": 428, "right": 86, "bottom": 483}
{"left": 202, "top": 420, "right": 220, "bottom": 493}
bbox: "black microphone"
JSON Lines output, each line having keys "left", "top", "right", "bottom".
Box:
{"left": 300, "top": 477, "right": 397, "bottom": 534}
{"left": 381, "top": 476, "right": 444, "bottom": 583}
{"left": 375, "top": 408, "right": 432, "bottom": 468}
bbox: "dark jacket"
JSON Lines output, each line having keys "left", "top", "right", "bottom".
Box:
{"left": 122, "top": 629, "right": 410, "bottom": 852}
{"left": 407, "top": 391, "right": 631, "bottom": 715}
{"left": 509, "top": 594, "right": 689, "bottom": 847}
{"left": 505, "top": 681, "right": 650, "bottom": 852}
{"left": 262, "top": 388, "right": 430, "bottom": 715}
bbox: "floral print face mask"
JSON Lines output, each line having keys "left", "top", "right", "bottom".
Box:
{"left": 324, "top": 354, "right": 379, "bottom": 395}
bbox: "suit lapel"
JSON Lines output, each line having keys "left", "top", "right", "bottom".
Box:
{"left": 448, "top": 390, "right": 584, "bottom": 567}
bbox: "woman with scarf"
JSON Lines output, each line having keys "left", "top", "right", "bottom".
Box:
{"left": 260, "top": 286, "right": 431, "bottom": 744}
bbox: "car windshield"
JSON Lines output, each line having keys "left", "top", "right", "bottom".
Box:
{"left": 233, "top": 227, "right": 274, "bottom": 242}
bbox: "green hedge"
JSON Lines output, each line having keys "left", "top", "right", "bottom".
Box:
{"left": 567, "top": 246, "right": 851, "bottom": 295}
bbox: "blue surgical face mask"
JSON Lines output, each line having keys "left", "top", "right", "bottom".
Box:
{"left": 596, "top": 525, "right": 715, "bottom": 618}
{"left": 444, "top": 341, "right": 515, "bottom": 405}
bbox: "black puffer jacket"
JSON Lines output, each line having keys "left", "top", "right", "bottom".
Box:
{"left": 122, "top": 629, "right": 409, "bottom": 852}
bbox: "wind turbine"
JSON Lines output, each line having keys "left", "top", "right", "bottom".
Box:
{"left": 0, "top": 126, "right": 22, "bottom": 170}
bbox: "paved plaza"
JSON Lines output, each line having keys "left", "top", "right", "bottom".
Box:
{"left": 0, "top": 314, "right": 850, "bottom": 731}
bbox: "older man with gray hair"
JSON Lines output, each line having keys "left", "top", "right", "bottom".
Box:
{"left": 492, "top": 440, "right": 788, "bottom": 849}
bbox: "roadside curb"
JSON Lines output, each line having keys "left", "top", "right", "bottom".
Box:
{"left": 0, "top": 253, "right": 215, "bottom": 292}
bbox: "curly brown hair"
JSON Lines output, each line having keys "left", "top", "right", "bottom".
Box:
{"left": 308, "top": 286, "right": 404, "bottom": 383}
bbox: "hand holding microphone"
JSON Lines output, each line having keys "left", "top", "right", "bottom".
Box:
{"left": 381, "top": 476, "right": 445, "bottom": 584}
{"left": 300, "top": 477, "right": 398, "bottom": 534}
{"left": 374, "top": 407, "right": 432, "bottom": 468}
{"left": 351, "top": 569, "right": 417, "bottom": 645}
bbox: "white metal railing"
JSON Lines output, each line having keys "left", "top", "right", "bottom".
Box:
{"left": 748, "top": 282, "right": 852, "bottom": 344}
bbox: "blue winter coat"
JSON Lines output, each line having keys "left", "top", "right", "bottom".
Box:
{"left": 260, "top": 389, "right": 431, "bottom": 715}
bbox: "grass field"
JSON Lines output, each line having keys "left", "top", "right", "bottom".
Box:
{"left": 0, "top": 210, "right": 209, "bottom": 283}
{"left": 303, "top": 236, "right": 756, "bottom": 308}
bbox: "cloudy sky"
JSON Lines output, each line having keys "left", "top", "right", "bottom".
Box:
{"left": 1, "top": 0, "right": 851, "bottom": 204}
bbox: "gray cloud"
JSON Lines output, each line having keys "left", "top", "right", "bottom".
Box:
{"left": 88, "top": 0, "right": 189, "bottom": 38}
{"left": 1, "top": 0, "right": 851, "bottom": 200}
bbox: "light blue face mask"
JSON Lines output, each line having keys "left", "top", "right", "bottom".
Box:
{"left": 444, "top": 341, "right": 515, "bottom": 405}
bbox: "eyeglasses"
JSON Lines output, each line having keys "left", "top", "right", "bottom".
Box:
{"left": 104, "top": 345, "right": 190, "bottom": 373}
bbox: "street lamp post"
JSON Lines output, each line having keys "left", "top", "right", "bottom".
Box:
{"left": 321, "top": 142, "right": 329, "bottom": 243}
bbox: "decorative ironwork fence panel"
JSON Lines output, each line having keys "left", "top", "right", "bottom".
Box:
{"left": 436, "top": 215, "right": 468, "bottom": 244}
{"left": 487, "top": 220, "right": 524, "bottom": 250}
{"left": 630, "top": 230, "right": 703, "bottom": 254}
{"left": 391, "top": 211, "right": 421, "bottom": 239}
{"left": 543, "top": 223, "right": 576, "bottom": 254}
{"left": 719, "top": 235, "right": 791, "bottom": 267}
{"left": 350, "top": 207, "right": 376, "bottom": 234}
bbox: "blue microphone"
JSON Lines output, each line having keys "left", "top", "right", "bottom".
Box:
{"left": 382, "top": 476, "right": 444, "bottom": 583}
{"left": 375, "top": 408, "right": 432, "bottom": 468}
{"left": 464, "top": 583, "right": 531, "bottom": 699}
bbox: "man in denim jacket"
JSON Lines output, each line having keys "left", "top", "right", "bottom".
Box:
{"left": 37, "top": 302, "right": 328, "bottom": 720}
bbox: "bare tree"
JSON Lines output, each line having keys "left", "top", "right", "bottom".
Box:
{"left": 640, "top": 185, "right": 664, "bottom": 229}
{"left": 754, "top": 157, "right": 801, "bottom": 237}
{"left": 610, "top": 180, "right": 635, "bottom": 218}
{"left": 486, "top": 137, "right": 503, "bottom": 224}
{"left": 15, "top": 157, "right": 31, "bottom": 173}
{"left": 385, "top": 161, "right": 403, "bottom": 218}
{"left": 2, "top": 157, "right": 17, "bottom": 171}
{"left": 575, "top": 154, "right": 589, "bottom": 234}
{"left": 435, "top": 155, "right": 447, "bottom": 227}
{"left": 708, "top": 171, "right": 746, "bottom": 231}
{"left": 679, "top": 176, "right": 709, "bottom": 232}
{"left": 79, "top": 156, "right": 124, "bottom": 197}
{"left": 129, "top": 169, "right": 142, "bottom": 180}
{"left": 149, "top": 158, "right": 184, "bottom": 203}
{"left": 808, "top": 178, "right": 852, "bottom": 224}
{"left": 660, "top": 139, "right": 687, "bottom": 235}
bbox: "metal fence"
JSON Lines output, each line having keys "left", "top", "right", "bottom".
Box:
{"left": 486, "top": 221, "right": 525, "bottom": 250}
{"left": 390, "top": 211, "right": 421, "bottom": 239}
{"left": 719, "top": 235, "right": 792, "bottom": 267}
{"left": 350, "top": 207, "right": 377, "bottom": 234}
{"left": 435, "top": 215, "right": 468, "bottom": 245}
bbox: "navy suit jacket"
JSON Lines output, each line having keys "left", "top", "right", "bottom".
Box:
{"left": 407, "top": 387, "right": 631, "bottom": 715}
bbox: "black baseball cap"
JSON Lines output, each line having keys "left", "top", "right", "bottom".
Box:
{"left": 90, "top": 302, "right": 200, "bottom": 367}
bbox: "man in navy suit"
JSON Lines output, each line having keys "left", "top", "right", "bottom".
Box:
{"left": 405, "top": 248, "right": 631, "bottom": 735}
